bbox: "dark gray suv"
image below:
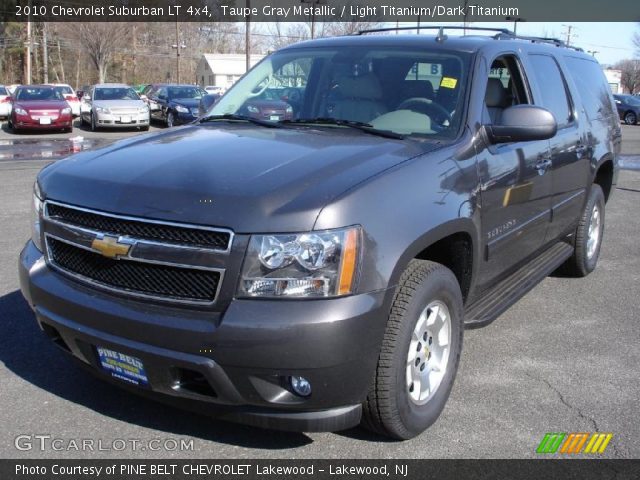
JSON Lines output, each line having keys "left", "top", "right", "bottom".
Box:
{"left": 20, "top": 28, "right": 620, "bottom": 439}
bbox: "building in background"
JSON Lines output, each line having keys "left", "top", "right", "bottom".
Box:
{"left": 603, "top": 68, "right": 625, "bottom": 94}
{"left": 196, "top": 54, "right": 265, "bottom": 90}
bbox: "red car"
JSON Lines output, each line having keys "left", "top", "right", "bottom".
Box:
{"left": 243, "top": 88, "right": 293, "bottom": 122}
{"left": 8, "top": 85, "right": 73, "bottom": 133}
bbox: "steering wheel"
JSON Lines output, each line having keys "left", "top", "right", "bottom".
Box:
{"left": 397, "top": 97, "right": 452, "bottom": 127}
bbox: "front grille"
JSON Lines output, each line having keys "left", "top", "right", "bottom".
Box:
{"left": 48, "top": 238, "right": 221, "bottom": 303}
{"left": 47, "top": 203, "right": 230, "bottom": 251}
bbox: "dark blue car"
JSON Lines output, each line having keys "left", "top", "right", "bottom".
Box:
{"left": 613, "top": 94, "right": 640, "bottom": 125}
{"left": 149, "top": 84, "right": 207, "bottom": 127}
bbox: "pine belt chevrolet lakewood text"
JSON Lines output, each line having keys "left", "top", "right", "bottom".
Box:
{"left": 20, "top": 27, "right": 620, "bottom": 439}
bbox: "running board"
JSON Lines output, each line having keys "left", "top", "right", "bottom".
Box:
{"left": 464, "top": 242, "right": 573, "bottom": 329}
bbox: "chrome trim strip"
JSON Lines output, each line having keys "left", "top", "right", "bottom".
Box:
{"left": 44, "top": 233, "right": 225, "bottom": 306}
{"left": 551, "top": 189, "right": 585, "bottom": 211}
{"left": 44, "top": 200, "right": 234, "bottom": 254}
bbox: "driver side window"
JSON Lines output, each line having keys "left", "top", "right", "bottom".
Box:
{"left": 484, "top": 55, "right": 530, "bottom": 125}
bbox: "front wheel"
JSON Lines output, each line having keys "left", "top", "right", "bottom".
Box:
{"left": 90, "top": 113, "right": 98, "bottom": 132}
{"left": 562, "top": 184, "right": 605, "bottom": 277}
{"left": 166, "top": 112, "right": 175, "bottom": 128}
{"left": 624, "top": 111, "right": 637, "bottom": 125}
{"left": 362, "top": 259, "right": 463, "bottom": 439}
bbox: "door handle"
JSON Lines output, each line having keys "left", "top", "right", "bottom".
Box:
{"left": 575, "top": 143, "right": 589, "bottom": 157}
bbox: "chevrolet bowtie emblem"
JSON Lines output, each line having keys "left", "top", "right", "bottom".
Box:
{"left": 91, "top": 235, "right": 132, "bottom": 259}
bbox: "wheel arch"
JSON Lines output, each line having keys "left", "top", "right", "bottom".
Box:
{"left": 388, "top": 219, "right": 478, "bottom": 304}
{"left": 593, "top": 156, "right": 615, "bottom": 203}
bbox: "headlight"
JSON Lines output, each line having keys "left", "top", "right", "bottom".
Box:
{"left": 31, "top": 182, "right": 44, "bottom": 252}
{"left": 138, "top": 105, "right": 149, "bottom": 113}
{"left": 286, "top": 105, "right": 293, "bottom": 113}
{"left": 61, "top": 107, "right": 71, "bottom": 114}
{"left": 175, "top": 105, "right": 189, "bottom": 113}
{"left": 14, "top": 107, "right": 28, "bottom": 116}
{"left": 95, "top": 106, "right": 110, "bottom": 114}
{"left": 238, "top": 226, "right": 361, "bottom": 298}
{"left": 247, "top": 105, "right": 260, "bottom": 114}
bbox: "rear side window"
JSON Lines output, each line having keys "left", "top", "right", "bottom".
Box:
{"left": 564, "top": 56, "right": 615, "bottom": 121}
{"left": 0, "top": 87, "right": 7, "bottom": 95}
{"left": 528, "top": 54, "right": 573, "bottom": 128}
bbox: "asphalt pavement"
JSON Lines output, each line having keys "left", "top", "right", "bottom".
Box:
{"left": 0, "top": 125, "right": 638, "bottom": 459}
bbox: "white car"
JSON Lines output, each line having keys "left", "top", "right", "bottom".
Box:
{"left": 204, "top": 85, "right": 224, "bottom": 95}
{"left": 0, "top": 85, "right": 12, "bottom": 118}
{"left": 50, "top": 84, "right": 81, "bottom": 117}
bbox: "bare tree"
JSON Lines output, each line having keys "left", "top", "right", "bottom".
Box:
{"left": 65, "top": 23, "right": 129, "bottom": 83}
{"left": 615, "top": 59, "right": 640, "bottom": 94}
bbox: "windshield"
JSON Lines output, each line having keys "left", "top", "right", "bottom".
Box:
{"left": 16, "top": 87, "right": 64, "bottom": 101}
{"left": 94, "top": 88, "right": 139, "bottom": 101}
{"left": 168, "top": 86, "right": 204, "bottom": 100}
{"left": 210, "top": 46, "right": 470, "bottom": 138}
{"left": 55, "top": 86, "right": 74, "bottom": 95}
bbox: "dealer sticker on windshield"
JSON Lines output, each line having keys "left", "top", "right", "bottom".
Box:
{"left": 440, "top": 77, "right": 458, "bottom": 89}
{"left": 97, "top": 347, "right": 148, "bottom": 386}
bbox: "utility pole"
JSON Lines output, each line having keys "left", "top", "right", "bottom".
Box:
{"left": 562, "top": 24, "right": 576, "bottom": 46}
{"left": 245, "top": 0, "right": 251, "bottom": 72}
{"left": 132, "top": 24, "right": 137, "bottom": 84}
{"left": 171, "top": 21, "right": 186, "bottom": 83}
{"left": 300, "top": 0, "right": 324, "bottom": 39}
{"left": 42, "top": 23, "right": 48, "bottom": 84}
{"left": 25, "top": 3, "right": 32, "bottom": 84}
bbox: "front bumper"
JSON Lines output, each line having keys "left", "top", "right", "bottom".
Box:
{"left": 174, "top": 111, "right": 198, "bottom": 125}
{"left": 13, "top": 115, "right": 72, "bottom": 130}
{"left": 19, "top": 241, "right": 390, "bottom": 432}
{"left": 95, "top": 112, "right": 149, "bottom": 128}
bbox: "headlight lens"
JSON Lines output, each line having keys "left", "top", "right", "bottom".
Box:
{"left": 175, "top": 105, "right": 189, "bottom": 113}
{"left": 61, "top": 107, "right": 72, "bottom": 114}
{"left": 31, "top": 182, "right": 44, "bottom": 252}
{"left": 238, "top": 226, "right": 361, "bottom": 298}
{"left": 247, "top": 105, "right": 260, "bottom": 114}
{"left": 138, "top": 105, "right": 149, "bottom": 113}
{"left": 14, "top": 107, "right": 28, "bottom": 116}
{"left": 95, "top": 106, "right": 110, "bottom": 114}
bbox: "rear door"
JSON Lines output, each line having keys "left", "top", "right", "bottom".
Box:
{"left": 527, "top": 54, "right": 590, "bottom": 242}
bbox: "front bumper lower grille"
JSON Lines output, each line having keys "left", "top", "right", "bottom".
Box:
{"left": 48, "top": 237, "right": 221, "bottom": 303}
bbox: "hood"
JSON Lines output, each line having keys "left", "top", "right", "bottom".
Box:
{"left": 39, "top": 124, "right": 434, "bottom": 233}
{"left": 17, "top": 100, "right": 67, "bottom": 111}
{"left": 93, "top": 99, "right": 145, "bottom": 109}
{"left": 171, "top": 98, "right": 200, "bottom": 108}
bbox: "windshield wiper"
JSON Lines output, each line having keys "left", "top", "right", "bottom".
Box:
{"left": 281, "top": 117, "right": 405, "bottom": 139}
{"left": 199, "top": 113, "right": 282, "bottom": 128}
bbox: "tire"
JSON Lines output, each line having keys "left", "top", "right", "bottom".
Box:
{"left": 562, "top": 184, "right": 605, "bottom": 277}
{"left": 362, "top": 259, "right": 464, "bottom": 439}
{"left": 80, "top": 114, "right": 87, "bottom": 126}
{"left": 624, "top": 111, "right": 637, "bottom": 125}
{"left": 166, "top": 111, "right": 175, "bottom": 128}
{"left": 140, "top": 125, "right": 150, "bottom": 132}
{"left": 90, "top": 113, "right": 97, "bottom": 132}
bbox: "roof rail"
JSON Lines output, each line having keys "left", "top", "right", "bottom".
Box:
{"left": 494, "top": 32, "right": 585, "bottom": 51}
{"left": 356, "top": 26, "right": 512, "bottom": 36}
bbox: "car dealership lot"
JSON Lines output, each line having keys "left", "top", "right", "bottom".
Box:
{"left": 0, "top": 126, "right": 638, "bottom": 458}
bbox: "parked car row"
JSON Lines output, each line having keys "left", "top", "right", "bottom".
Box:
{"left": 1, "top": 79, "right": 304, "bottom": 134}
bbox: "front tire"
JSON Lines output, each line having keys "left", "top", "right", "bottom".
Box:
{"left": 624, "top": 111, "right": 637, "bottom": 125}
{"left": 90, "top": 113, "right": 98, "bottom": 132}
{"left": 166, "top": 112, "right": 175, "bottom": 128}
{"left": 362, "top": 259, "right": 463, "bottom": 439}
{"left": 562, "top": 184, "right": 605, "bottom": 277}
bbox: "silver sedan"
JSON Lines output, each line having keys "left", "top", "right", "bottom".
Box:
{"left": 80, "top": 84, "right": 150, "bottom": 131}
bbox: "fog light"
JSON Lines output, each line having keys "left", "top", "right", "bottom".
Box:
{"left": 289, "top": 376, "right": 311, "bottom": 397}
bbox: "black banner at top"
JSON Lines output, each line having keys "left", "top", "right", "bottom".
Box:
{"left": 1, "top": 0, "right": 640, "bottom": 22}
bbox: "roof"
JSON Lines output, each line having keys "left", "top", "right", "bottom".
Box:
{"left": 94, "top": 83, "right": 131, "bottom": 88}
{"left": 280, "top": 33, "right": 594, "bottom": 61}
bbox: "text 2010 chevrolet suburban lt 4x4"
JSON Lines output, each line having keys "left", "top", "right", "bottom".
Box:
{"left": 20, "top": 28, "right": 620, "bottom": 439}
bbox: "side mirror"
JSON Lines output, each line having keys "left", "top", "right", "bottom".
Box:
{"left": 484, "top": 105, "right": 557, "bottom": 144}
{"left": 140, "top": 95, "right": 148, "bottom": 101}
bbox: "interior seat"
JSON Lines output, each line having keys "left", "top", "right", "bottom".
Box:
{"left": 485, "top": 78, "right": 510, "bottom": 124}
{"left": 330, "top": 74, "right": 388, "bottom": 124}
